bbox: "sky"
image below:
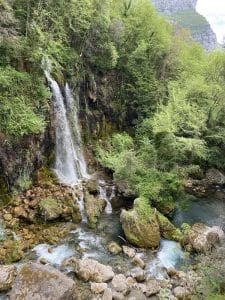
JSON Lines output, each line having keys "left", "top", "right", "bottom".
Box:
{"left": 196, "top": 0, "right": 225, "bottom": 43}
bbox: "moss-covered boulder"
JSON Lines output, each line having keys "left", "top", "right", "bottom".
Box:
{"left": 157, "top": 213, "right": 183, "bottom": 242}
{"left": 38, "top": 198, "right": 63, "bottom": 221}
{"left": 0, "top": 240, "right": 24, "bottom": 264}
{"left": 120, "top": 198, "right": 161, "bottom": 248}
{"left": 84, "top": 190, "right": 106, "bottom": 229}
{"left": 120, "top": 197, "right": 183, "bottom": 248}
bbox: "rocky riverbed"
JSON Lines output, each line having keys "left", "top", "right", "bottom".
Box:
{"left": 0, "top": 170, "right": 224, "bottom": 299}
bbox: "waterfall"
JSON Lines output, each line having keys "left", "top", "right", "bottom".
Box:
{"left": 44, "top": 69, "right": 89, "bottom": 185}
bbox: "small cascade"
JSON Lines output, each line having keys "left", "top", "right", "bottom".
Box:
{"left": 98, "top": 180, "right": 114, "bottom": 214}
{"left": 146, "top": 239, "right": 185, "bottom": 279}
{"left": 44, "top": 63, "right": 89, "bottom": 186}
{"left": 33, "top": 244, "right": 75, "bottom": 266}
{"left": 71, "top": 184, "right": 87, "bottom": 223}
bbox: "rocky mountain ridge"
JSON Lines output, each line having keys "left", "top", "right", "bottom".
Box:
{"left": 151, "top": 0, "right": 217, "bottom": 51}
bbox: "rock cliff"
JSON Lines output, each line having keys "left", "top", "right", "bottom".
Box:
{"left": 151, "top": 0, "right": 217, "bottom": 51}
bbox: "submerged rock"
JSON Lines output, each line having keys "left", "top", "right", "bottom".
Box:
{"left": 84, "top": 191, "right": 106, "bottom": 228}
{"left": 10, "top": 262, "right": 76, "bottom": 300}
{"left": 0, "top": 265, "right": 17, "bottom": 292}
{"left": 108, "top": 241, "right": 122, "bottom": 255}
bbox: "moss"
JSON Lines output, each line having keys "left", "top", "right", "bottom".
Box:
{"left": 35, "top": 167, "right": 57, "bottom": 186}
{"left": 38, "top": 197, "right": 62, "bottom": 220}
{"left": 134, "top": 197, "right": 153, "bottom": 223}
{"left": 0, "top": 176, "right": 11, "bottom": 206}
{"left": 157, "top": 213, "right": 183, "bottom": 242}
{"left": 0, "top": 240, "right": 24, "bottom": 264}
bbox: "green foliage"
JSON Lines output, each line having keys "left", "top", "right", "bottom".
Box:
{"left": 96, "top": 133, "right": 182, "bottom": 211}
{"left": 0, "top": 67, "right": 49, "bottom": 137}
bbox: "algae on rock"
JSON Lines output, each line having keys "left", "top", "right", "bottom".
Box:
{"left": 84, "top": 190, "right": 106, "bottom": 229}
{"left": 120, "top": 197, "right": 183, "bottom": 248}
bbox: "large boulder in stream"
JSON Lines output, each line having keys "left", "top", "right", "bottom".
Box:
{"left": 10, "top": 262, "right": 76, "bottom": 300}
{"left": 120, "top": 198, "right": 161, "bottom": 248}
{"left": 120, "top": 197, "right": 182, "bottom": 248}
{"left": 84, "top": 190, "right": 106, "bottom": 228}
{"left": 186, "top": 223, "right": 222, "bottom": 252}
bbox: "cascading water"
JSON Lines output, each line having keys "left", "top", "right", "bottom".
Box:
{"left": 44, "top": 62, "right": 89, "bottom": 221}
{"left": 44, "top": 68, "right": 89, "bottom": 186}
{"left": 99, "top": 180, "right": 114, "bottom": 214}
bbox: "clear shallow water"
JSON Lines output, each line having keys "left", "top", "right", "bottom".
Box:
{"left": 172, "top": 196, "right": 225, "bottom": 227}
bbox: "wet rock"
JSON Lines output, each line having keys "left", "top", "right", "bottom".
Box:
{"left": 38, "top": 197, "right": 62, "bottom": 220}
{"left": 132, "top": 255, "right": 145, "bottom": 269}
{"left": 206, "top": 168, "right": 225, "bottom": 185}
{"left": 157, "top": 213, "right": 183, "bottom": 242}
{"left": 130, "top": 268, "right": 146, "bottom": 282}
{"left": 84, "top": 191, "right": 106, "bottom": 229}
{"left": 3, "top": 213, "right": 13, "bottom": 222}
{"left": 85, "top": 180, "right": 99, "bottom": 195}
{"left": 91, "top": 282, "right": 107, "bottom": 294}
{"left": 14, "top": 207, "right": 28, "bottom": 219}
{"left": 10, "top": 262, "right": 76, "bottom": 300}
{"left": 145, "top": 279, "right": 160, "bottom": 297}
{"left": 0, "top": 240, "right": 24, "bottom": 264}
{"left": 108, "top": 242, "right": 122, "bottom": 255}
{"left": 122, "top": 246, "right": 136, "bottom": 258}
{"left": 112, "top": 274, "right": 128, "bottom": 293}
{"left": 74, "top": 258, "right": 114, "bottom": 282}
{"left": 0, "top": 265, "right": 17, "bottom": 292}
{"left": 120, "top": 198, "right": 160, "bottom": 248}
{"left": 39, "top": 257, "right": 48, "bottom": 265}
{"left": 126, "top": 277, "right": 136, "bottom": 289}
{"left": 167, "top": 267, "right": 178, "bottom": 277}
{"left": 173, "top": 286, "right": 191, "bottom": 300}
{"left": 187, "top": 223, "right": 220, "bottom": 252}
{"left": 102, "top": 287, "right": 113, "bottom": 300}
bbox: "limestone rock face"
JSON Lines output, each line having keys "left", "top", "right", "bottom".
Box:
{"left": 73, "top": 258, "right": 114, "bottom": 283}
{"left": 187, "top": 223, "right": 221, "bottom": 252}
{"left": 151, "top": 0, "right": 217, "bottom": 52}
{"left": 0, "top": 265, "right": 17, "bottom": 292}
{"left": 152, "top": 0, "right": 197, "bottom": 13}
{"left": 84, "top": 191, "right": 106, "bottom": 228}
{"left": 10, "top": 263, "right": 76, "bottom": 300}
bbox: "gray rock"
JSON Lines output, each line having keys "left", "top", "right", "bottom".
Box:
{"left": 10, "top": 263, "right": 76, "bottom": 300}
{"left": 90, "top": 282, "right": 107, "bottom": 294}
{"left": 108, "top": 242, "right": 122, "bottom": 255}
{"left": 122, "top": 246, "right": 136, "bottom": 258}
{"left": 102, "top": 288, "right": 113, "bottom": 300}
{"left": 112, "top": 274, "right": 128, "bottom": 293}
{"left": 74, "top": 258, "right": 114, "bottom": 283}
{"left": 132, "top": 255, "right": 145, "bottom": 269}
